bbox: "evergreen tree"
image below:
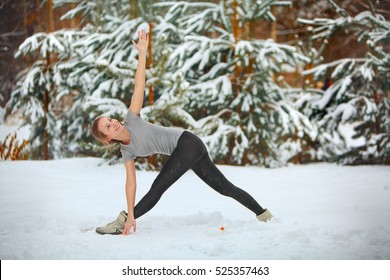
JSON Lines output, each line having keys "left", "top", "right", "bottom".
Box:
{"left": 8, "top": 26, "right": 83, "bottom": 159}
{"left": 299, "top": 0, "right": 390, "bottom": 164}
{"left": 148, "top": 0, "right": 316, "bottom": 167}
{"left": 7, "top": 0, "right": 145, "bottom": 161}
{"left": 9, "top": 0, "right": 322, "bottom": 168}
{"left": 49, "top": 0, "right": 146, "bottom": 162}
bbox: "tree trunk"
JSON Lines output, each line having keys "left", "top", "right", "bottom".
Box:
{"left": 23, "top": 0, "right": 28, "bottom": 39}
{"left": 148, "top": 22, "right": 154, "bottom": 106}
{"left": 129, "top": 0, "right": 138, "bottom": 18}
{"left": 231, "top": 0, "right": 240, "bottom": 96}
{"left": 42, "top": 0, "right": 53, "bottom": 160}
{"left": 271, "top": 7, "right": 277, "bottom": 42}
{"left": 246, "top": 19, "right": 254, "bottom": 76}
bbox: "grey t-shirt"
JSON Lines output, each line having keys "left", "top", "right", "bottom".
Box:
{"left": 120, "top": 110, "right": 184, "bottom": 163}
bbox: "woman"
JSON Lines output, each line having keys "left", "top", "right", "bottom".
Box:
{"left": 91, "top": 30, "right": 272, "bottom": 236}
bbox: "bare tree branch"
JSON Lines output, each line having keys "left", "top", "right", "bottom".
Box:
{"left": 0, "top": 31, "right": 26, "bottom": 38}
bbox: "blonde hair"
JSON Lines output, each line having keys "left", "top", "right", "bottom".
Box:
{"left": 91, "top": 116, "right": 122, "bottom": 145}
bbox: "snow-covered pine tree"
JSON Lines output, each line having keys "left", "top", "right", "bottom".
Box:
{"left": 7, "top": 0, "right": 84, "bottom": 159}
{"left": 10, "top": 0, "right": 320, "bottom": 167}
{"left": 300, "top": 0, "right": 390, "bottom": 165}
{"left": 148, "top": 0, "right": 316, "bottom": 167}
{"left": 48, "top": 0, "right": 150, "bottom": 162}
{"left": 7, "top": 0, "right": 149, "bottom": 162}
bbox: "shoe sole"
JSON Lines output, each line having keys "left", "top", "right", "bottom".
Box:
{"left": 95, "top": 229, "right": 123, "bottom": 235}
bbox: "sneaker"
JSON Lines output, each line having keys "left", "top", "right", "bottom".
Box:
{"left": 256, "top": 209, "right": 273, "bottom": 222}
{"left": 96, "top": 211, "right": 128, "bottom": 235}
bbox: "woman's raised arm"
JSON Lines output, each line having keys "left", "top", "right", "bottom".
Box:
{"left": 129, "top": 29, "right": 149, "bottom": 115}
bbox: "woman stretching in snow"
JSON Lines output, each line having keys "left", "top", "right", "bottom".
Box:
{"left": 91, "top": 30, "right": 272, "bottom": 235}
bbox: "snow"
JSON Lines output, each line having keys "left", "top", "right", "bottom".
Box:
{"left": 2, "top": 0, "right": 390, "bottom": 261}
{"left": 136, "top": 22, "right": 150, "bottom": 34}
{"left": 0, "top": 157, "right": 389, "bottom": 260}
{"left": 338, "top": 123, "right": 366, "bottom": 148}
{"left": 0, "top": 107, "right": 5, "bottom": 122}
{"left": 16, "top": 32, "right": 46, "bottom": 56}
{"left": 0, "top": 124, "right": 31, "bottom": 142}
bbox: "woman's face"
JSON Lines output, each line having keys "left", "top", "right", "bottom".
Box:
{"left": 97, "top": 117, "right": 124, "bottom": 142}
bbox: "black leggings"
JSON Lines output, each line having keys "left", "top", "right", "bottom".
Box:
{"left": 133, "top": 131, "right": 265, "bottom": 219}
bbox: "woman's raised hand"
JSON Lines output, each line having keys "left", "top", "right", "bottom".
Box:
{"left": 132, "top": 29, "right": 149, "bottom": 56}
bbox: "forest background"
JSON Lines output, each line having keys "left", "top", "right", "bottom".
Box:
{"left": 0, "top": 0, "right": 389, "bottom": 169}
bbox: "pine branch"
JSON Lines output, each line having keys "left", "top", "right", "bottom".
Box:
{"left": 302, "top": 58, "right": 366, "bottom": 77}
{"left": 153, "top": 1, "right": 216, "bottom": 9}
{"left": 326, "top": 0, "right": 349, "bottom": 17}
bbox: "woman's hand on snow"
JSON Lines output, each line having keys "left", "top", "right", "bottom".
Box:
{"left": 122, "top": 216, "right": 136, "bottom": 236}
{"left": 132, "top": 29, "right": 149, "bottom": 57}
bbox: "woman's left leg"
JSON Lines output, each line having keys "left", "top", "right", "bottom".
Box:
{"left": 192, "top": 153, "right": 266, "bottom": 216}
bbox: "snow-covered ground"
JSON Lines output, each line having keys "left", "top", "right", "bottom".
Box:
{"left": 0, "top": 157, "right": 389, "bottom": 260}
